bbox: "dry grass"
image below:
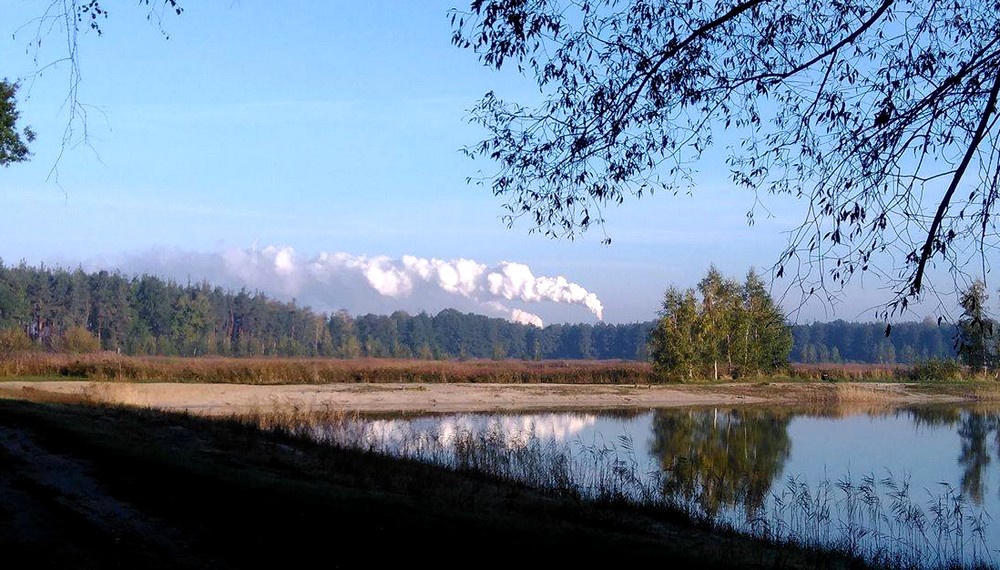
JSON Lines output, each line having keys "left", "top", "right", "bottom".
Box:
{"left": 225, "top": 399, "right": 359, "bottom": 433}
{"left": 0, "top": 352, "right": 658, "bottom": 384}
{"left": 79, "top": 381, "right": 148, "bottom": 407}
{"left": 786, "top": 362, "right": 905, "bottom": 381}
{"left": 0, "top": 352, "right": 987, "bottom": 387}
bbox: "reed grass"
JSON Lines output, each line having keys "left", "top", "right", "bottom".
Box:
{"left": 0, "top": 352, "right": 659, "bottom": 384}
{"left": 2, "top": 351, "right": 991, "bottom": 385}
{"left": 786, "top": 362, "right": 906, "bottom": 382}
{"left": 228, "top": 407, "right": 997, "bottom": 570}
{"left": 749, "top": 472, "right": 995, "bottom": 570}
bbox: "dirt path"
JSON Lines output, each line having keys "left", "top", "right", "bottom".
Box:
{"left": 0, "top": 380, "right": 976, "bottom": 415}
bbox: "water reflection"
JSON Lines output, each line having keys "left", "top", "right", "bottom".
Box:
{"left": 305, "top": 404, "right": 1000, "bottom": 568}
{"left": 910, "top": 407, "right": 1000, "bottom": 506}
{"left": 958, "top": 414, "right": 994, "bottom": 504}
{"left": 352, "top": 412, "right": 599, "bottom": 450}
{"left": 650, "top": 408, "right": 791, "bottom": 517}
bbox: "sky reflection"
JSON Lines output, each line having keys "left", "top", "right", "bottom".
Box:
{"left": 331, "top": 405, "right": 1000, "bottom": 568}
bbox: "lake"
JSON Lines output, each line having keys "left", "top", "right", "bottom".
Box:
{"left": 308, "top": 403, "right": 1000, "bottom": 569}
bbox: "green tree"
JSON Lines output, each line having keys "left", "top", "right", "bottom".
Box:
{"left": 170, "top": 289, "right": 211, "bottom": 356}
{"left": 696, "top": 266, "right": 741, "bottom": 380}
{"left": 406, "top": 311, "right": 439, "bottom": 358}
{"left": 957, "top": 280, "right": 996, "bottom": 374}
{"left": 328, "top": 310, "right": 361, "bottom": 359}
{"left": 649, "top": 266, "right": 791, "bottom": 381}
{"left": 0, "top": 80, "right": 34, "bottom": 166}
{"left": 134, "top": 275, "right": 173, "bottom": 339}
{"left": 737, "top": 269, "right": 793, "bottom": 376}
{"left": 25, "top": 264, "right": 54, "bottom": 347}
{"left": 88, "top": 270, "right": 132, "bottom": 352}
{"left": 648, "top": 286, "right": 701, "bottom": 381}
{"left": 452, "top": 1, "right": 1000, "bottom": 317}
{"left": 0, "top": 278, "right": 29, "bottom": 330}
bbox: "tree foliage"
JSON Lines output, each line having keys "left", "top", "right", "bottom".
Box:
{"left": 0, "top": 80, "right": 34, "bottom": 166}
{"left": 648, "top": 265, "right": 792, "bottom": 380}
{"left": 957, "top": 279, "right": 997, "bottom": 373}
{"left": 451, "top": 0, "right": 1000, "bottom": 317}
{"left": 647, "top": 286, "right": 701, "bottom": 378}
{"left": 790, "top": 318, "right": 954, "bottom": 364}
{"left": 71, "top": 1, "right": 184, "bottom": 35}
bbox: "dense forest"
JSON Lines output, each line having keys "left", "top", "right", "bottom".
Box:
{"left": 0, "top": 262, "right": 652, "bottom": 360}
{"left": 789, "top": 320, "right": 957, "bottom": 364}
{"left": 0, "top": 262, "right": 961, "bottom": 363}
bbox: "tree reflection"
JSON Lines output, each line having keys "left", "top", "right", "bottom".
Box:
{"left": 649, "top": 408, "right": 792, "bottom": 517}
{"left": 907, "top": 406, "right": 963, "bottom": 428}
{"left": 957, "top": 413, "right": 1000, "bottom": 504}
{"left": 909, "top": 407, "right": 1000, "bottom": 505}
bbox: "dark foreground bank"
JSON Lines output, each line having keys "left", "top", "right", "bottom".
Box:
{"left": 0, "top": 395, "right": 868, "bottom": 569}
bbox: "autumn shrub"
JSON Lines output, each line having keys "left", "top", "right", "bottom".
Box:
{"left": 0, "top": 327, "right": 32, "bottom": 356}
{"left": 903, "top": 359, "right": 963, "bottom": 382}
{"left": 60, "top": 326, "right": 101, "bottom": 355}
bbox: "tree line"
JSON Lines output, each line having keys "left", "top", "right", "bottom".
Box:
{"left": 0, "top": 261, "right": 964, "bottom": 363}
{"left": 791, "top": 319, "right": 958, "bottom": 365}
{"left": 0, "top": 261, "right": 652, "bottom": 360}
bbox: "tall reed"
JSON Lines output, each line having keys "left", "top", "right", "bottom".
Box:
{"left": 229, "top": 408, "right": 996, "bottom": 570}
{"left": 3, "top": 351, "right": 978, "bottom": 384}
{"left": 0, "top": 352, "right": 659, "bottom": 384}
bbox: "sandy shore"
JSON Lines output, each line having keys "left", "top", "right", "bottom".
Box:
{"left": 0, "top": 380, "right": 974, "bottom": 415}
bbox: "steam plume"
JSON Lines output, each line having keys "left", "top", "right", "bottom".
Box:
{"left": 115, "top": 245, "right": 604, "bottom": 326}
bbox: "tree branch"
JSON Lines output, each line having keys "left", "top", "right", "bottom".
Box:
{"left": 609, "top": 0, "right": 772, "bottom": 135}
{"left": 746, "top": 0, "right": 894, "bottom": 85}
{"left": 912, "top": 68, "right": 1000, "bottom": 297}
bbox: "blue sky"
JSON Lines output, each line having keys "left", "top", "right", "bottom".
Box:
{"left": 0, "top": 1, "right": 923, "bottom": 326}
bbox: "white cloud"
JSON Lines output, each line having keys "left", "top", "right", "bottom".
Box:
{"left": 113, "top": 245, "right": 605, "bottom": 326}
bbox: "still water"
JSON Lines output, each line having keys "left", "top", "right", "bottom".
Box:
{"left": 314, "top": 405, "right": 1000, "bottom": 568}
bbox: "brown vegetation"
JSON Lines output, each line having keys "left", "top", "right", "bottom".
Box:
{"left": 785, "top": 362, "right": 906, "bottom": 382}
{"left": 0, "top": 352, "right": 659, "bottom": 384}
{"left": 0, "top": 351, "right": 978, "bottom": 386}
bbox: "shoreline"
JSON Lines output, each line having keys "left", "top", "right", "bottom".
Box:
{"left": 0, "top": 379, "right": 981, "bottom": 415}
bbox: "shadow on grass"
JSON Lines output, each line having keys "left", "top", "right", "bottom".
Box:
{"left": 0, "top": 394, "right": 874, "bottom": 569}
